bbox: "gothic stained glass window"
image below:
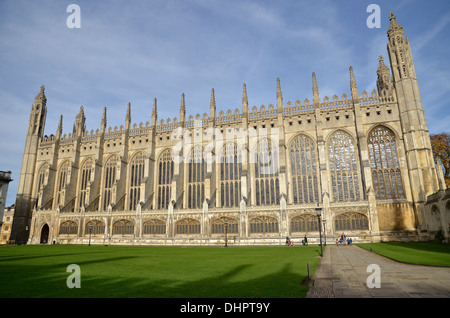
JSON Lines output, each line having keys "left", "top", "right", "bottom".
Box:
{"left": 129, "top": 152, "right": 145, "bottom": 211}
{"left": 78, "top": 158, "right": 93, "bottom": 209}
{"left": 157, "top": 149, "right": 174, "bottom": 210}
{"left": 328, "top": 131, "right": 360, "bottom": 202}
{"left": 187, "top": 145, "right": 205, "bottom": 209}
{"left": 368, "top": 126, "right": 404, "bottom": 199}
{"left": 220, "top": 142, "right": 242, "bottom": 207}
{"left": 289, "top": 134, "right": 319, "bottom": 204}
{"left": 103, "top": 155, "right": 119, "bottom": 210}
{"left": 254, "top": 138, "right": 280, "bottom": 206}
{"left": 56, "top": 161, "right": 71, "bottom": 207}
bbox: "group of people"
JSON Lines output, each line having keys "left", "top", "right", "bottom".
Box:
{"left": 285, "top": 236, "right": 309, "bottom": 246}
{"left": 336, "top": 233, "right": 352, "bottom": 246}
{"left": 285, "top": 234, "right": 353, "bottom": 246}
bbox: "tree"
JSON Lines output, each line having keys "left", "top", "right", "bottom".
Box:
{"left": 430, "top": 132, "right": 450, "bottom": 186}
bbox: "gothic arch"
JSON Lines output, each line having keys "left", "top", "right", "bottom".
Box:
{"left": 367, "top": 125, "right": 405, "bottom": 199}
{"left": 55, "top": 160, "right": 71, "bottom": 208}
{"left": 326, "top": 129, "right": 361, "bottom": 202}
{"left": 59, "top": 220, "right": 78, "bottom": 235}
{"left": 211, "top": 217, "right": 239, "bottom": 234}
{"left": 186, "top": 145, "right": 206, "bottom": 209}
{"left": 175, "top": 218, "right": 201, "bottom": 235}
{"left": 85, "top": 220, "right": 105, "bottom": 236}
{"left": 112, "top": 219, "right": 135, "bottom": 235}
{"left": 334, "top": 212, "right": 369, "bottom": 231}
{"left": 288, "top": 134, "right": 320, "bottom": 204}
{"left": 78, "top": 157, "right": 94, "bottom": 210}
{"left": 156, "top": 148, "right": 174, "bottom": 210}
{"left": 128, "top": 151, "right": 146, "bottom": 211}
{"left": 219, "top": 142, "right": 242, "bottom": 207}
{"left": 290, "top": 214, "right": 319, "bottom": 233}
{"left": 249, "top": 216, "right": 279, "bottom": 234}
{"left": 142, "top": 219, "right": 166, "bottom": 235}
{"left": 252, "top": 137, "right": 280, "bottom": 206}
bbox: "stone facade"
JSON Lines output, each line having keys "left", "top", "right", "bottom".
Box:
{"left": 0, "top": 170, "right": 13, "bottom": 241}
{"left": 10, "top": 13, "right": 446, "bottom": 246}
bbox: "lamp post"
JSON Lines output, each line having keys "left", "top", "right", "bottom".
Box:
{"left": 88, "top": 224, "right": 93, "bottom": 246}
{"left": 224, "top": 221, "right": 228, "bottom": 248}
{"left": 315, "top": 204, "right": 323, "bottom": 257}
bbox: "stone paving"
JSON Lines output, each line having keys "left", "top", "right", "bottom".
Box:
{"left": 307, "top": 244, "right": 450, "bottom": 298}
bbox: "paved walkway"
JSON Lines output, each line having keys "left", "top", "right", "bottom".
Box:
{"left": 307, "top": 244, "right": 450, "bottom": 298}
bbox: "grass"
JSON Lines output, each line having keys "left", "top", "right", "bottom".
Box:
{"left": 357, "top": 242, "right": 450, "bottom": 267}
{"left": 0, "top": 245, "right": 321, "bottom": 298}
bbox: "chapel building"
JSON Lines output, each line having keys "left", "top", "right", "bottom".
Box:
{"left": 9, "top": 13, "right": 448, "bottom": 245}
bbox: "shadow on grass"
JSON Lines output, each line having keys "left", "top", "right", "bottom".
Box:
{"left": 0, "top": 261, "right": 309, "bottom": 298}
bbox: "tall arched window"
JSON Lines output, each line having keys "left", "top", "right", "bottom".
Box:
{"left": 328, "top": 130, "right": 360, "bottom": 202}
{"left": 289, "top": 134, "right": 319, "bottom": 204}
{"left": 368, "top": 126, "right": 404, "bottom": 199}
{"left": 56, "top": 161, "right": 71, "bottom": 207}
{"left": 36, "top": 163, "right": 49, "bottom": 194}
{"left": 36, "top": 163, "right": 49, "bottom": 209}
{"left": 78, "top": 158, "right": 93, "bottom": 209}
{"left": 254, "top": 138, "right": 280, "bottom": 205}
{"left": 129, "top": 152, "right": 145, "bottom": 210}
{"left": 187, "top": 145, "right": 205, "bottom": 209}
{"left": 103, "top": 155, "right": 119, "bottom": 210}
{"left": 220, "top": 142, "right": 242, "bottom": 207}
{"left": 157, "top": 149, "right": 174, "bottom": 209}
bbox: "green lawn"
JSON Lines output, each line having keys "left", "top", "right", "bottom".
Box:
{"left": 0, "top": 245, "right": 321, "bottom": 298}
{"left": 357, "top": 242, "right": 450, "bottom": 267}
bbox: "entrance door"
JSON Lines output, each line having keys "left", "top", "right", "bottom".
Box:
{"left": 40, "top": 224, "right": 49, "bottom": 244}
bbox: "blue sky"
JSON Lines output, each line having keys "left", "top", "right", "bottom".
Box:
{"left": 1, "top": 0, "right": 450, "bottom": 206}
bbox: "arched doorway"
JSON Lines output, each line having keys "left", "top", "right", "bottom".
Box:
{"left": 40, "top": 224, "right": 49, "bottom": 244}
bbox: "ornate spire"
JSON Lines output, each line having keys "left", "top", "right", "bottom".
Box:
{"left": 35, "top": 85, "right": 46, "bottom": 103}
{"left": 151, "top": 98, "right": 157, "bottom": 127}
{"left": 74, "top": 105, "right": 86, "bottom": 136}
{"left": 180, "top": 93, "right": 186, "bottom": 122}
{"left": 242, "top": 83, "right": 248, "bottom": 113}
{"left": 387, "top": 12, "right": 403, "bottom": 36}
{"left": 210, "top": 88, "right": 216, "bottom": 119}
{"left": 276, "top": 78, "right": 283, "bottom": 111}
{"left": 56, "top": 115, "right": 63, "bottom": 139}
{"left": 101, "top": 107, "right": 107, "bottom": 133}
{"left": 126, "top": 102, "right": 131, "bottom": 125}
{"left": 312, "top": 72, "right": 320, "bottom": 105}
{"left": 349, "top": 66, "right": 359, "bottom": 101}
{"left": 377, "top": 55, "right": 393, "bottom": 96}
